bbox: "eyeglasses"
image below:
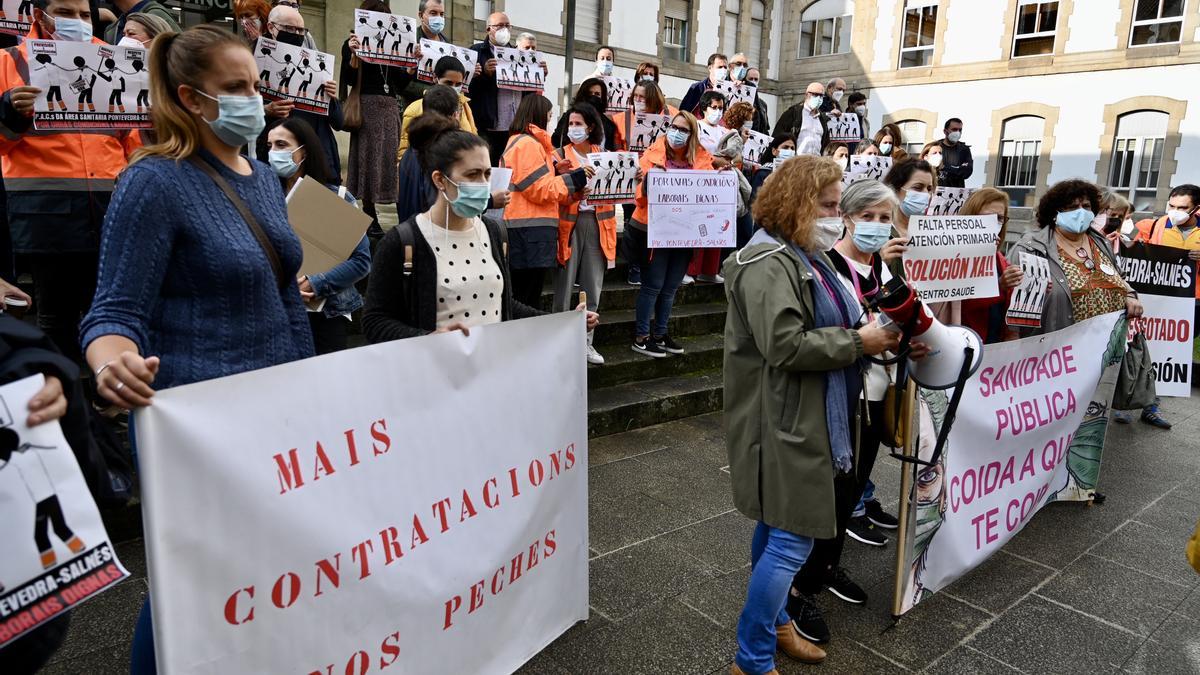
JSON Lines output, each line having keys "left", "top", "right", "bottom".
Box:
{"left": 730, "top": 61, "right": 747, "bottom": 67}
{"left": 273, "top": 23, "right": 307, "bottom": 34}
{"left": 669, "top": 125, "right": 691, "bottom": 133}
{"left": 273, "top": 0, "right": 299, "bottom": 6}
{"left": 488, "top": 22, "right": 511, "bottom": 29}
{"left": 805, "top": 91, "right": 822, "bottom": 97}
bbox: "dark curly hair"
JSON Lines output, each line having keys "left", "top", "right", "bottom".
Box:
{"left": 882, "top": 158, "right": 937, "bottom": 194}
{"left": 1036, "top": 179, "right": 1102, "bottom": 229}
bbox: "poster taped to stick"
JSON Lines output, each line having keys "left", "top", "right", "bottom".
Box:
{"left": 28, "top": 40, "right": 150, "bottom": 130}
{"left": 646, "top": 169, "right": 737, "bottom": 248}
{"left": 903, "top": 214, "right": 1001, "bottom": 301}
{"left": 353, "top": 9, "right": 418, "bottom": 67}
{"left": 416, "top": 39, "right": 477, "bottom": 86}
{"left": 255, "top": 38, "right": 335, "bottom": 115}
{"left": 134, "top": 312, "right": 589, "bottom": 674}
{"left": 1116, "top": 242, "right": 1197, "bottom": 396}
{"left": 0, "top": 374, "right": 130, "bottom": 648}
{"left": 494, "top": 46, "right": 545, "bottom": 92}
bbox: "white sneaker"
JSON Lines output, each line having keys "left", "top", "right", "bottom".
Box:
{"left": 697, "top": 274, "right": 724, "bottom": 284}
{"left": 586, "top": 344, "right": 605, "bottom": 365}
{"left": 682, "top": 274, "right": 696, "bottom": 285}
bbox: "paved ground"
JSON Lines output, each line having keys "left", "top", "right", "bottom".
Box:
{"left": 38, "top": 396, "right": 1200, "bottom": 674}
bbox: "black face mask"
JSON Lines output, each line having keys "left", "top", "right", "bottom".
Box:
{"left": 275, "top": 30, "right": 305, "bottom": 46}
{"left": 586, "top": 94, "right": 607, "bottom": 115}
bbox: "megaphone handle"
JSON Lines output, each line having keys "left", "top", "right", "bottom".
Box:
{"left": 924, "top": 345, "right": 976, "bottom": 468}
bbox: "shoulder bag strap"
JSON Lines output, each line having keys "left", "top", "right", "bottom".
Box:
{"left": 187, "top": 156, "right": 288, "bottom": 289}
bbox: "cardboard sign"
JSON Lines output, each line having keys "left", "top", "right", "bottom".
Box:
{"left": 1117, "top": 242, "right": 1197, "bottom": 396}
{"left": 0, "top": 375, "right": 131, "bottom": 648}
{"left": 416, "top": 39, "right": 477, "bottom": 86}
{"left": 27, "top": 40, "right": 150, "bottom": 130}
{"left": 1006, "top": 252, "right": 1051, "bottom": 329}
{"left": 903, "top": 214, "right": 1001, "bottom": 301}
{"left": 826, "top": 113, "right": 863, "bottom": 143}
{"left": 353, "top": 9, "right": 419, "bottom": 67}
{"left": 601, "top": 76, "right": 634, "bottom": 113}
{"left": 842, "top": 154, "right": 892, "bottom": 187}
{"left": 929, "top": 187, "right": 977, "bottom": 217}
{"left": 285, "top": 177, "right": 374, "bottom": 278}
{"left": 584, "top": 151, "right": 639, "bottom": 205}
{"left": 494, "top": 46, "right": 545, "bottom": 92}
{"left": 647, "top": 169, "right": 738, "bottom": 248}
{"left": 134, "top": 312, "right": 589, "bottom": 674}
{"left": 628, "top": 113, "right": 671, "bottom": 154}
{"left": 254, "top": 38, "right": 335, "bottom": 116}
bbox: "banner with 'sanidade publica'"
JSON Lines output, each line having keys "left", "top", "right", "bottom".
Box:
{"left": 134, "top": 312, "right": 589, "bottom": 674}
{"left": 1116, "top": 242, "right": 1197, "bottom": 396}
{"left": 899, "top": 312, "right": 1127, "bottom": 614}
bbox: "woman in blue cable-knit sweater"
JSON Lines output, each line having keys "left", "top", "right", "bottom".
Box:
{"left": 78, "top": 26, "right": 314, "bottom": 675}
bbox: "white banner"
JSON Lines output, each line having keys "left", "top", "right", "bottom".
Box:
{"left": 647, "top": 169, "right": 738, "bottom": 248}
{"left": 900, "top": 311, "right": 1127, "bottom": 613}
{"left": 1116, "top": 242, "right": 1197, "bottom": 397}
{"left": 0, "top": 375, "right": 130, "bottom": 648}
{"left": 135, "top": 313, "right": 589, "bottom": 674}
{"left": 903, "top": 214, "right": 1001, "bottom": 301}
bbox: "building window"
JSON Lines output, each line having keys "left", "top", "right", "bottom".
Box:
{"left": 896, "top": 119, "right": 927, "bottom": 156}
{"left": 900, "top": 0, "right": 937, "bottom": 68}
{"left": 798, "top": 0, "right": 853, "bottom": 58}
{"left": 1109, "top": 110, "right": 1169, "bottom": 210}
{"left": 575, "top": 0, "right": 603, "bottom": 44}
{"left": 748, "top": 0, "right": 766, "bottom": 68}
{"left": 722, "top": 0, "right": 740, "bottom": 58}
{"left": 1012, "top": 0, "right": 1058, "bottom": 57}
{"left": 663, "top": 0, "right": 691, "bottom": 62}
{"left": 473, "top": 0, "right": 493, "bottom": 21}
{"left": 998, "top": 115, "right": 1045, "bottom": 205}
{"left": 1130, "top": 0, "right": 1185, "bottom": 47}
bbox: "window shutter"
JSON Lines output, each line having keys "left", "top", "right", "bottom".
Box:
{"left": 575, "top": 0, "right": 602, "bottom": 44}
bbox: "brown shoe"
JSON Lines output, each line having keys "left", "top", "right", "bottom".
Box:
{"left": 729, "top": 664, "right": 779, "bottom": 675}
{"left": 776, "top": 622, "right": 827, "bottom": 664}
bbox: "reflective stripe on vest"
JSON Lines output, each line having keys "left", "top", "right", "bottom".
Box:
{"left": 4, "top": 176, "right": 116, "bottom": 191}
{"left": 505, "top": 216, "right": 558, "bottom": 229}
{"left": 512, "top": 164, "right": 549, "bottom": 192}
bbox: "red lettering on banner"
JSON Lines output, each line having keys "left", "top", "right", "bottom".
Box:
{"left": 351, "top": 540, "right": 374, "bottom": 579}
{"left": 441, "top": 530, "right": 561, "bottom": 631}
{"left": 344, "top": 429, "right": 361, "bottom": 466}
{"left": 379, "top": 527, "right": 404, "bottom": 564}
{"left": 346, "top": 650, "right": 369, "bottom": 675}
{"left": 314, "top": 554, "right": 341, "bottom": 597}
{"left": 547, "top": 449, "right": 563, "bottom": 479}
{"left": 272, "top": 418, "right": 394, "bottom": 495}
{"left": 565, "top": 443, "right": 576, "bottom": 469}
{"left": 274, "top": 449, "right": 305, "bottom": 494}
{"left": 370, "top": 419, "right": 391, "bottom": 456}
{"left": 432, "top": 498, "right": 452, "bottom": 533}
{"left": 528, "top": 459, "right": 545, "bottom": 487}
{"left": 468, "top": 580, "right": 486, "bottom": 613}
{"left": 543, "top": 530, "right": 557, "bottom": 558}
{"left": 271, "top": 572, "right": 301, "bottom": 609}
{"left": 508, "top": 467, "right": 522, "bottom": 498}
{"left": 411, "top": 515, "right": 430, "bottom": 548}
{"left": 224, "top": 586, "right": 255, "bottom": 625}
{"left": 443, "top": 595, "right": 462, "bottom": 630}
{"left": 379, "top": 630, "right": 401, "bottom": 669}
{"left": 307, "top": 630, "right": 403, "bottom": 675}
{"left": 313, "top": 442, "right": 336, "bottom": 480}
{"left": 482, "top": 478, "right": 500, "bottom": 508}
{"left": 459, "top": 489, "right": 478, "bottom": 522}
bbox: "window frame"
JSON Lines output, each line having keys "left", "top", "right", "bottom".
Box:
{"left": 1108, "top": 111, "right": 1169, "bottom": 209}
{"left": 1128, "top": 0, "right": 1186, "bottom": 48}
{"left": 1011, "top": 0, "right": 1058, "bottom": 58}
{"left": 798, "top": 15, "right": 851, "bottom": 58}
{"left": 898, "top": 1, "right": 938, "bottom": 69}
{"left": 663, "top": 15, "right": 690, "bottom": 62}
{"left": 997, "top": 115, "right": 1046, "bottom": 204}
{"left": 722, "top": 0, "right": 741, "bottom": 59}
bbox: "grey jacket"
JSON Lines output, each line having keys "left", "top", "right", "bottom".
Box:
{"left": 1010, "top": 226, "right": 1121, "bottom": 336}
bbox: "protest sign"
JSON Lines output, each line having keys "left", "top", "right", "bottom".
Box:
{"left": 929, "top": 187, "right": 977, "bottom": 217}
{"left": 646, "top": 169, "right": 738, "bottom": 248}
{"left": 713, "top": 80, "right": 756, "bottom": 107}
{"left": 495, "top": 46, "right": 545, "bottom": 92}
{"left": 742, "top": 130, "right": 771, "bottom": 168}
{"left": 584, "top": 152, "right": 639, "bottom": 205}
{"left": 27, "top": 40, "right": 150, "bottom": 130}
{"left": 0, "top": 0, "right": 31, "bottom": 37}
{"left": 903, "top": 214, "right": 1001, "bottom": 301}
{"left": 843, "top": 154, "right": 891, "bottom": 187}
{"left": 134, "top": 312, "right": 589, "bottom": 674}
{"left": 353, "top": 9, "right": 418, "bottom": 67}
{"left": 602, "top": 76, "right": 634, "bottom": 113}
{"left": 628, "top": 113, "right": 671, "bottom": 153}
{"left": 1117, "top": 242, "right": 1197, "bottom": 396}
{"left": 255, "top": 38, "right": 335, "bottom": 115}
{"left": 898, "top": 311, "right": 1127, "bottom": 614}
{"left": 0, "top": 374, "right": 130, "bottom": 648}
{"left": 286, "top": 177, "right": 374, "bottom": 277}
{"left": 416, "top": 39, "right": 477, "bottom": 86}
{"left": 698, "top": 123, "right": 725, "bottom": 153}
{"left": 1006, "top": 252, "right": 1051, "bottom": 329}
{"left": 827, "top": 113, "right": 863, "bottom": 143}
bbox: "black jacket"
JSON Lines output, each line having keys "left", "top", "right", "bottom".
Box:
{"left": 363, "top": 215, "right": 543, "bottom": 342}
{"left": 937, "top": 139, "right": 974, "bottom": 188}
{"left": 752, "top": 96, "right": 771, "bottom": 136}
{"left": 467, "top": 40, "right": 512, "bottom": 132}
{"left": 775, "top": 103, "right": 830, "bottom": 152}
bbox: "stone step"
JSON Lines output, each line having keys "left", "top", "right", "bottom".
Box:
{"left": 587, "top": 370, "right": 724, "bottom": 438}
{"left": 540, "top": 278, "right": 727, "bottom": 312}
{"left": 592, "top": 302, "right": 728, "bottom": 346}
{"left": 587, "top": 333, "right": 724, "bottom": 390}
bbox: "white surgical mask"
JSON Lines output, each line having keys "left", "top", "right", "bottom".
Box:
{"left": 1167, "top": 209, "right": 1193, "bottom": 226}
{"left": 597, "top": 59, "right": 614, "bottom": 76}
{"left": 49, "top": 16, "right": 92, "bottom": 42}
{"left": 641, "top": 74, "right": 655, "bottom": 81}
{"left": 117, "top": 36, "right": 145, "bottom": 48}
{"left": 832, "top": 90, "right": 844, "bottom": 102}
{"left": 713, "top": 67, "right": 728, "bottom": 82}
{"left": 811, "top": 216, "right": 845, "bottom": 252}
{"left": 633, "top": 98, "right": 646, "bottom": 114}
{"left": 947, "top": 130, "right": 962, "bottom": 143}
{"left": 776, "top": 148, "right": 795, "bottom": 162}
{"left": 836, "top": 156, "right": 848, "bottom": 170}
{"left": 705, "top": 108, "right": 722, "bottom": 125}
{"left": 493, "top": 27, "right": 511, "bottom": 45}
{"left": 805, "top": 95, "right": 823, "bottom": 111}
{"left": 855, "top": 105, "right": 867, "bottom": 116}
{"left": 925, "top": 153, "right": 943, "bottom": 168}
{"left": 567, "top": 126, "right": 589, "bottom": 144}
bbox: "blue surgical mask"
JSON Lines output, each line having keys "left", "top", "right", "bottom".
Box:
{"left": 567, "top": 127, "right": 589, "bottom": 144}
{"left": 852, "top": 221, "right": 891, "bottom": 253}
{"left": 901, "top": 190, "right": 930, "bottom": 216}
{"left": 879, "top": 142, "right": 893, "bottom": 155}
{"left": 705, "top": 108, "right": 722, "bottom": 125}
{"left": 666, "top": 128, "right": 689, "bottom": 149}
{"left": 197, "top": 90, "right": 265, "bottom": 149}
{"left": 444, "top": 177, "right": 491, "bottom": 218}
{"left": 50, "top": 16, "right": 93, "bottom": 42}
{"left": 775, "top": 148, "right": 795, "bottom": 162}
{"left": 597, "top": 60, "right": 613, "bottom": 76}
{"left": 428, "top": 16, "right": 445, "bottom": 33}
{"left": 268, "top": 146, "right": 303, "bottom": 178}
{"left": 731, "top": 65, "right": 748, "bottom": 81}
{"left": 1056, "top": 208, "right": 1096, "bottom": 234}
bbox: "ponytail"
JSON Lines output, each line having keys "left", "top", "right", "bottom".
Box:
{"left": 408, "top": 113, "right": 488, "bottom": 178}
{"left": 132, "top": 26, "right": 248, "bottom": 164}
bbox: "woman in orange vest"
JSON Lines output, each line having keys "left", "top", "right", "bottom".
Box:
{"left": 553, "top": 103, "right": 626, "bottom": 366}
{"left": 626, "top": 111, "right": 714, "bottom": 358}
{"left": 502, "top": 95, "right": 590, "bottom": 308}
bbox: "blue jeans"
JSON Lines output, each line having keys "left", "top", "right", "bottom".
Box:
{"left": 634, "top": 246, "right": 691, "bottom": 337}
{"left": 852, "top": 478, "right": 876, "bottom": 518}
{"left": 736, "top": 522, "right": 815, "bottom": 674}
{"left": 131, "top": 597, "right": 156, "bottom": 674}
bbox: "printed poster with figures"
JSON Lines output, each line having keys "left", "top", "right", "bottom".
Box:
{"left": 712, "top": 80, "right": 756, "bottom": 107}
{"left": 842, "top": 154, "right": 892, "bottom": 187}
{"left": 1006, "top": 252, "right": 1051, "bottom": 328}
{"left": 0, "top": 374, "right": 131, "bottom": 648}
{"left": 255, "top": 38, "right": 335, "bottom": 116}
{"left": 28, "top": 40, "right": 150, "bottom": 130}
{"left": 353, "top": 9, "right": 418, "bottom": 67}
{"left": 0, "top": 0, "right": 33, "bottom": 37}
{"left": 741, "top": 130, "right": 771, "bottom": 168}
{"left": 415, "top": 39, "right": 477, "bottom": 86}
{"left": 826, "top": 113, "right": 863, "bottom": 143}
{"left": 628, "top": 113, "right": 671, "bottom": 154}
{"left": 494, "top": 46, "right": 545, "bottom": 92}
{"left": 1116, "top": 242, "right": 1197, "bottom": 396}
{"left": 647, "top": 169, "right": 738, "bottom": 248}
{"left": 929, "top": 187, "right": 977, "bottom": 216}
{"left": 584, "top": 151, "right": 639, "bottom": 205}
{"left": 601, "top": 76, "right": 634, "bottom": 113}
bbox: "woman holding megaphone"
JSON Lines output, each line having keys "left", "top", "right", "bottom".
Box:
{"left": 722, "top": 156, "right": 901, "bottom": 674}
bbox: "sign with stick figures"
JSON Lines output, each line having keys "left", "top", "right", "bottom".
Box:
{"left": 0, "top": 375, "right": 130, "bottom": 648}
{"left": 27, "top": 40, "right": 150, "bottom": 130}
{"left": 353, "top": 8, "right": 419, "bottom": 68}
{"left": 0, "top": 0, "right": 34, "bottom": 37}
{"left": 494, "top": 45, "right": 545, "bottom": 93}
{"left": 254, "top": 38, "right": 336, "bottom": 116}
{"left": 584, "top": 151, "right": 639, "bottom": 205}
{"left": 629, "top": 112, "right": 671, "bottom": 154}
{"left": 415, "top": 39, "right": 477, "bottom": 86}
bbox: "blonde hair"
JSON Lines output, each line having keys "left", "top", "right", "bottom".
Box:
{"left": 670, "top": 111, "right": 700, "bottom": 167}
{"left": 919, "top": 141, "right": 941, "bottom": 159}
{"left": 752, "top": 155, "right": 842, "bottom": 249}
{"left": 961, "top": 186, "right": 1011, "bottom": 248}
{"left": 1100, "top": 189, "right": 1133, "bottom": 218}
{"left": 132, "top": 26, "right": 248, "bottom": 163}
{"left": 125, "top": 12, "right": 173, "bottom": 39}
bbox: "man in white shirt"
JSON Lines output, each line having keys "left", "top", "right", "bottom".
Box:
{"left": 776, "top": 82, "right": 828, "bottom": 156}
